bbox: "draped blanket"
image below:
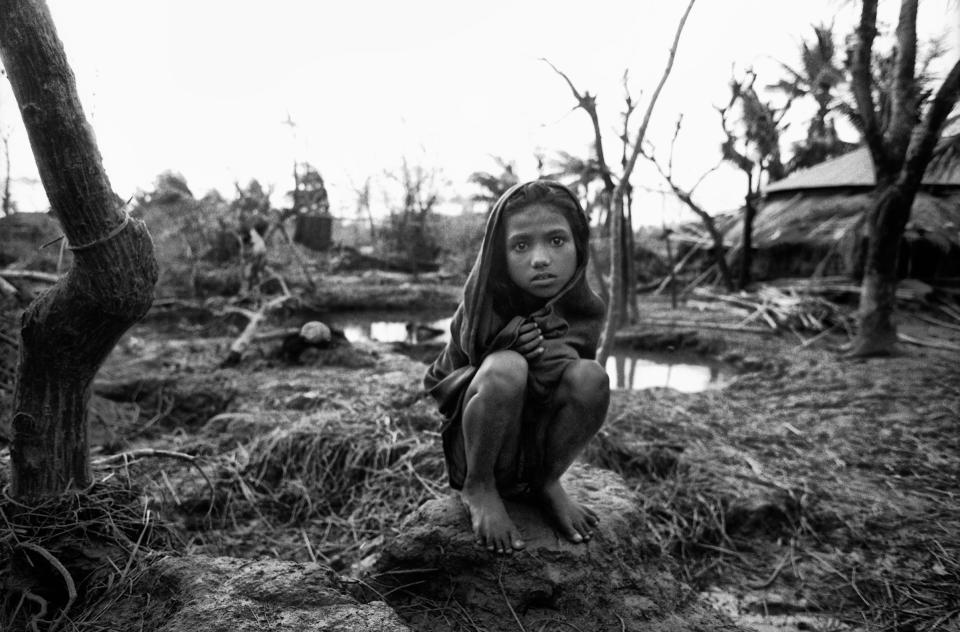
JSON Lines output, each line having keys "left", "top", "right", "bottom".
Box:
{"left": 423, "top": 181, "right": 606, "bottom": 436}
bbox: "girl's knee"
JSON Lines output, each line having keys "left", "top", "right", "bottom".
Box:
{"left": 475, "top": 350, "right": 528, "bottom": 398}
{"left": 561, "top": 360, "right": 610, "bottom": 407}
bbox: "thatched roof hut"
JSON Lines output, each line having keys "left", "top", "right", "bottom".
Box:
{"left": 726, "top": 133, "right": 960, "bottom": 281}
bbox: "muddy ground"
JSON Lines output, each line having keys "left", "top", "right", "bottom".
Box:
{"left": 3, "top": 278, "right": 959, "bottom": 631}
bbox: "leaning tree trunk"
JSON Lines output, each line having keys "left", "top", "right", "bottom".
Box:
{"left": 0, "top": 0, "right": 157, "bottom": 498}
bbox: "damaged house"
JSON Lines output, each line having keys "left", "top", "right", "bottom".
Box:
{"left": 724, "top": 134, "right": 960, "bottom": 282}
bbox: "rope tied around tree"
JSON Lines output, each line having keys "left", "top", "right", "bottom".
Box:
{"left": 40, "top": 197, "right": 135, "bottom": 251}
{"left": 67, "top": 208, "right": 131, "bottom": 252}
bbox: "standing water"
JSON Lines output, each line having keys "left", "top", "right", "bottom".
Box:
{"left": 327, "top": 312, "right": 726, "bottom": 393}
{"left": 604, "top": 352, "right": 724, "bottom": 392}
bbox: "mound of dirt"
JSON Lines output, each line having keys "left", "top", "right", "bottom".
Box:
{"left": 369, "top": 463, "right": 742, "bottom": 632}
{"left": 94, "top": 555, "right": 411, "bottom": 632}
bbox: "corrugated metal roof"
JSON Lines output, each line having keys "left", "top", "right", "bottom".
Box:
{"left": 765, "top": 137, "right": 960, "bottom": 194}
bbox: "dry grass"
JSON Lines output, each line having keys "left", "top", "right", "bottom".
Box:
{"left": 0, "top": 468, "right": 181, "bottom": 632}
{"left": 584, "top": 341, "right": 960, "bottom": 631}
{"left": 3, "top": 291, "right": 958, "bottom": 630}
{"left": 160, "top": 397, "right": 448, "bottom": 572}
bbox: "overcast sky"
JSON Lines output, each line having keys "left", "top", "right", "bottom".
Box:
{"left": 1, "top": 1, "right": 957, "bottom": 225}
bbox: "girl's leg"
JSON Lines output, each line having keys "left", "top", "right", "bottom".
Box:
{"left": 537, "top": 359, "right": 609, "bottom": 543}
{"left": 460, "top": 350, "right": 527, "bottom": 553}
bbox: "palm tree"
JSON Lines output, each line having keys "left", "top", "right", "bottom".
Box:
{"left": 719, "top": 71, "right": 788, "bottom": 288}
{"left": 467, "top": 156, "right": 519, "bottom": 214}
{"left": 541, "top": 149, "right": 607, "bottom": 225}
{"left": 770, "top": 23, "right": 855, "bottom": 172}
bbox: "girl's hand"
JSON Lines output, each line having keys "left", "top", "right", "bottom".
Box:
{"left": 512, "top": 322, "right": 544, "bottom": 360}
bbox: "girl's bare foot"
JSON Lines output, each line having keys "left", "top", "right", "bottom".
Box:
{"left": 460, "top": 485, "right": 525, "bottom": 554}
{"left": 539, "top": 479, "right": 598, "bottom": 543}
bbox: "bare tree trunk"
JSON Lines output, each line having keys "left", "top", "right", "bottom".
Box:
{"left": 597, "top": 0, "right": 695, "bottom": 365}
{"left": 616, "top": 202, "right": 630, "bottom": 325}
{"left": 1, "top": 134, "right": 12, "bottom": 215}
{"left": 847, "top": 0, "right": 960, "bottom": 356}
{"left": 588, "top": 240, "right": 609, "bottom": 304}
{"left": 853, "top": 187, "right": 909, "bottom": 355}
{"left": 597, "top": 194, "right": 625, "bottom": 364}
{"left": 624, "top": 186, "right": 639, "bottom": 323}
{"left": 0, "top": 0, "right": 157, "bottom": 498}
{"left": 664, "top": 231, "right": 678, "bottom": 308}
{"left": 739, "top": 171, "right": 755, "bottom": 289}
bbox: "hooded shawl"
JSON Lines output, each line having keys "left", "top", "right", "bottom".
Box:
{"left": 423, "top": 181, "right": 606, "bottom": 433}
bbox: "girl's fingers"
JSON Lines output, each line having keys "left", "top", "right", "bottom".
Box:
{"left": 512, "top": 325, "right": 543, "bottom": 356}
{"left": 517, "top": 337, "right": 543, "bottom": 353}
{"left": 517, "top": 328, "right": 541, "bottom": 342}
{"left": 517, "top": 323, "right": 538, "bottom": 338}
{"left": 515, "top": 335, "right": 536, "bottom": 347}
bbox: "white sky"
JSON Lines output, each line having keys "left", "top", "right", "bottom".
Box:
{"left": 1, "top": 0, "right": 958, "bottom": 225}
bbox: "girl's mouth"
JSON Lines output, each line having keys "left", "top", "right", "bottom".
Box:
{"left": 531, "top": 273, "right": 556, "bottom": 283}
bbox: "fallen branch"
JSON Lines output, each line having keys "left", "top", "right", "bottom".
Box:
{"left": 254, "top": 327, "right": 301, "bottom": 342}
{"left": 936, "top": 300, "right": 960, "bottom": 324}
{"left": 654, "top": 244, "right": 699, "bottom": 296}
{"left": 93, "top": 448, "right": 216, "bottom": 519}
{"left": 795, "top": 324, "right": 844, "bottom": 348}
{"left": 619, "top": 317, "right": 775, "bottom": 335}
{"left": 897, "top": 333, "right": 960, "bottom": 352}
{"left": 0, "top": 274, "right": 18, "bottom": 297}
{"left": 0, "top": 268, "right": 59, "bottom": 284}
{"left": 691, "top": 288, "right": 762, "bottom": 312}
{"left": 93, "top": 448, "right": 199, "bottom": 466}
{"left": 681, "top": 264, "right": 718, "bottom": 296}
{"left": 261, "top": 267, "right": 291, "bottom": 296}
{"left": 914, "top": 313, "right": 960, "bottom": 333}
{"left": 222, "top": 294, "right": 293, "bottom": 366}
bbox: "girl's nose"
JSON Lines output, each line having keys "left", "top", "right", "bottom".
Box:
{"left": 531, "top": 245, "right": 550, "bottom": 267}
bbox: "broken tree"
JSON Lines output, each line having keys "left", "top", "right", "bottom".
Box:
{"left": 545, "top": 0, "right": 697, "bottom": 364}
{"left": 0, "top": 0, "right": 158, "bottom": 497}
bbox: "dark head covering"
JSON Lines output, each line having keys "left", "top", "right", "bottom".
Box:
{"left": 424, "top": 180, "right": 606, "bottom": 422}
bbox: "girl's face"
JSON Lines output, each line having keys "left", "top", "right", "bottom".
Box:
{"left": 503, "top": 203, "right": 577, "bottom": 299}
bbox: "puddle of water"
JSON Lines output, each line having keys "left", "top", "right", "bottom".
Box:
{"left": 330, "top": 312, "right": 452, "bottom": 345}
{"left": 329, "top": 312, "right": 726, "bottom": 393}
{"left": 605, "top": 351, "right": 726, "bottom": 392}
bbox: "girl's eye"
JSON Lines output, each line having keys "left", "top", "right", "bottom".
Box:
{"left": 512, "top": 241, "right": 527, "bottom": 252}
{"left": 551, "top": 236, "right": 566, "bottom": 247}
